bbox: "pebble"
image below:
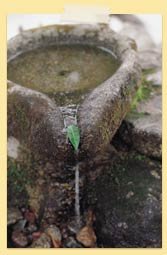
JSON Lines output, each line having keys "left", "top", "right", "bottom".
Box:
{"left": 7, "top": 208, "right": 23, "bottom": 226}
{"left": 126, "top": 191, "right": 134, "bottom": 199}
{"left": 64, "top": 236, "right": 83, "bottom": 248}
{"left": 12, "top": 230, "right": 28, "bottom": 248}
{"left": 76, "top": 225, "right": 96, "bottom": 248}
{"left": 117, "top": 222, "right": 128, "bottom": 229}
{"left": 45, "top": 225, "right": 62, "bottom": 248}
{"left": 13, "top": 219, "right": 27, "bottom": 231}
{"left": 30, "top": 233, "right": 52, "bottom": 248}
{"left": 27, "top": 223, "right": 38, "bottom": 234}
{"left": 150, "top": 170, "right": 161, "bottom": 180}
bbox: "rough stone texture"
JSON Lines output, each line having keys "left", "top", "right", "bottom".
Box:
{"left": 85, "top": 152, "right": 161, "bottom": 247}
{"left": 78, "top": 48, "right": 141, "bottom": 158}
{"left": 76, "top": 225, "right": 97, "bottom": 247}
{"left": 147, "top": 70, "right": 162, "bottom": 86}
{"left": 108, "top": 15, "right": 162, "bottom": 159}
{"left": 110, "top": 14, "right": 156, "bottom": 52}
{"left": 7, "top": 137, "right": 20, "bottom": 159}
{"left": 8, "top": 208, "right": 23, "bottom": 226}
{"left": 30, "top": 233, "right": 52, "bottom": 248}
{"left": 64, "top": 237, "right": 83, "bottom": 248}
{"left": 8, "top": 24, "right": 141, "bottom": 161}
{"left": 11, "top": 230, "right": 29, "bottom": 247}
{"left": 7, "top": 81, "right": 74, "bottom": 215}
{"left": 45, "top": 225, "right": 62, "bottom": 247}
{"left": 117, "top": 94, "right": 162, "bottom": 159}
{"left": 138, "top": 49, "right": 161, "bottom": 71}
{"left": 8, "top": 81, "right": 67, "bottom": 163}
{"left": 110, "top": 15, "right": 162, "bottom": 72}
{"left": 111, "top": 14, "right": 144, "bottom": 26}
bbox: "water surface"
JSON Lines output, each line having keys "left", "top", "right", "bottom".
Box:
{"left": 8, "top": 45, "right": 120, "bottom": 106}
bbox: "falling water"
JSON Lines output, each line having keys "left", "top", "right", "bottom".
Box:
{"left": 60, "top": 104, "right": 81, "bottom": 226}
{"left": 75, "top": 160, "right": 81, "bottom": 226}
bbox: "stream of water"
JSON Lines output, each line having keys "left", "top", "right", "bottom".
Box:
{"left": 75, "top": 162, "right": 81, "bottom": 226}
{"left": 60, "top": 104, "right": 81, "bottom": 226}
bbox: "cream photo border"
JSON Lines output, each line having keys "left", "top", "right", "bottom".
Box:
{"left": 0, "top": 0, "right": 166, "bottom": 254}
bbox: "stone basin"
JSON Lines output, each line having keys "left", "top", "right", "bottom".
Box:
{"left": 8, "top": 23, "right": 141, "bottom": 163}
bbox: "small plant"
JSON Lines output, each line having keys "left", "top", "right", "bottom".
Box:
{"left": 8, "top": 158, "right": 28, "bottom": 194}
{"left": 67, "top": 124, "right": 80, "bottom": 151}
{"left": 131, "top": 75, "right": 152, "bottom": 110}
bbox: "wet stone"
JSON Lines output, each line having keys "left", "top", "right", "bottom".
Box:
{"left": 7, "top": 208, "right": 23, "bottom": 226}
{"left": 121, "top": 94, "right": 162, "bottom": 159}
{"left": 64, "top": 236, "right": 83, "bottom": 248}
{"left": 12, "top": 230, "right": 29, "bottom": 248}
{"left": 76, "top": 225, "right": 97, "bottom": 248}
{"left": 85, "top": 152, "right": 161, "bottom": 247}
{"left": 44, "top": 225, "right": 62, "bottom": 248}
{"left": 30, "top": 233, "right": 52, "bottom": 248}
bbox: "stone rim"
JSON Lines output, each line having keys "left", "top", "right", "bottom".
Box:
{"left": 8, "top": 23, "right": 141, "bottom": 160}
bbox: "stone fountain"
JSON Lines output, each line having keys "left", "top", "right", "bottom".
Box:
{"left": 7, "top": 22, "right": 150, "bottom": 248}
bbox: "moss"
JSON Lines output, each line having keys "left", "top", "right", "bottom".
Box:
{"left": 131, "top": 75, "right": 152, "bottom": 111}
{"left": 7, "top": 158, "right": 29, "bottom": 206}
{"left": 126, "top": 111, "right": 149, "bottom": 120}
{"left": 8, "top": 45, "right": 120, "bottom": 106}
{"left": 7, "top": 146, "right": 38, "bottom": 207}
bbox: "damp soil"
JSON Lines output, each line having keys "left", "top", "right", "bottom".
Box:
{"left": 8, "top": 45, "right": 120, "bottom": 106}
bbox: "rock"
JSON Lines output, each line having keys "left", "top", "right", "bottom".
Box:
{"left": 110, "top": 15, "right": 162, "bottom": 72}
{"left": 138, "top": 50, "right": 161, "bottom": 70}
{"left": 119, "top": 22, "right": 155, "bottom": 52}
{"left": 24, "top": 209, "right": 36, "bottom": 224}
{"left": 13, "top": 219, "right": 27, "bottom": 231}
{"left": 26, "top": 184, "right": 46, "bottom": 217}
{"left": 30, "top": 233, "right": 52, "bottom": 248}
{"left": 32, "top": 231, "right": 42, "bottom": 240}
{"left": 64, "top": 237, "right": 83, "bottom": 248}
{"left": 27, "top": 224, "right": 38, "bottom": 234}
{"left": 137, "top": 94, "right": 161, "bottom": 115}
{"left": 7, "top": 136, "right": 20, "bottom": 159}
{"left": 110, "top": 14, "right": 155, "bottom": 51}
{"left": 124, "top": 114, "right": 161, "bottom": 159}
{"left": 126, "top": 191, "right": 134, "bottom": 199}
{"left": 111, "top": 14, "right": 144, "bottom": 26}
{"left": 7, "top": 208, "right": 23, "bottom": 226}
{"left": 8, "top": 82, "right": 67, "bottom": 163}
{"left": 86, "top": 153, "right": 161, "bottom": 247}
{"left": 121, "top": 94, "right": 162, "bottom": 159}
{"left": 146, "top": 70, "right": 162, "bottom": 86}
{"left": 45, "top": 225, "right": 62, "bottom": 248}
{"left": 76, "top": 226, "right": 97, "bottom": 247}
{"left": 68, "top": 220, "right": 81, "bottom": 234}
{"left": 12, "top": 230, "right": 28, "bottom": 248}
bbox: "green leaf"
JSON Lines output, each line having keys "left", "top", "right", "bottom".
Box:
{"left": 67, "top": 125, "right": 80, "bottom": 151}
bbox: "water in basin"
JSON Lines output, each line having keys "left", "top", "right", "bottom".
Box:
{"left": 8, "top": 45, "right": 120, "bottom": 106}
